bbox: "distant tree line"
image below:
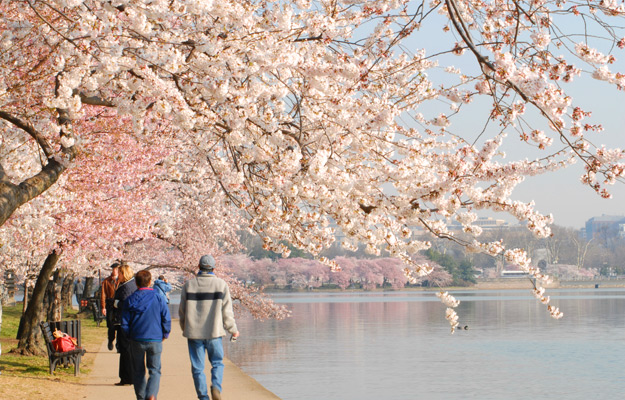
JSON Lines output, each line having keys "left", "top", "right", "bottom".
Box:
{"left": 427, "top": 224, "right": 621, "bottom": 278}
{"left": 221, "top": 254, "right": 459, "bottom": 290}
{"left": 238, "top": 222, "right": 613, "bottom": 285}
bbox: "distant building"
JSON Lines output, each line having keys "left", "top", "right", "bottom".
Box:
{"left": 584, "top": 215, "right": 625, "bottom": 240}
{"left": 449, "top": 217, "right": 510, "bottom": 231}
{"left": 501, "top": 270, "right": 529, "bottom": 277}
{"left": 618, "top": 223, "right": 625, "bottom": 239}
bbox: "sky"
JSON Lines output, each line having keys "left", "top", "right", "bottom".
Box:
{"left": 459, "top": 76, "right": 625, "bottom": 230}
{"left": 395, "top": 8, "right": 625, "bottom": 230}
{"left": 509, "top": 71, "right": 625, "bottom": 229}
{"left": 445, "top": 93, "right": 625, "bottom": 230}
{"left": 512, "top": 166, "right": 625, "bottom": 230}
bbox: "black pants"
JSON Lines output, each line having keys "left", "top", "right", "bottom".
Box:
{"left": 117, "top": 329, "right": 134, "bottom": 384}
{"left": 105, "top": 305, "right": 116, "bottom": 343}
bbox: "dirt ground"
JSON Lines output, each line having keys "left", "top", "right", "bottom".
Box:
{"left": 0, "top": 374, "right": 90, "bottom": 400}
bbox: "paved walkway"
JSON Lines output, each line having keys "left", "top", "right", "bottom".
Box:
{"left": 84, "top": 323, "right": 280, "bottom": 400}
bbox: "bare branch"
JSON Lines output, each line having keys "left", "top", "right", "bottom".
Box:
{"left": 76, "top": 91, "right": 115, "bottom": 107}
{"left": 0, "top": 111, "right": 55, "bottom": 157}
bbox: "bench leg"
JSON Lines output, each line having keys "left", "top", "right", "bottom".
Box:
{"left": 50, "top": 358, "right": 60, "bottom": 375}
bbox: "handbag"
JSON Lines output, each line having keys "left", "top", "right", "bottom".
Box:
{"left": 52, "top": 329, "right": 77, "bottom": 352}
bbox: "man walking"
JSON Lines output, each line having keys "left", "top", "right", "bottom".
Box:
{"left": 101, "top": 262, "right": 120, "bottom": 350}
{"left": 74, "top": 277, "right": 84, "bottom": 304}
{"left": 179, "top": 255, "right": 240, "bottom": 400}
{"left": 122, "top": 270, "right": 171, "bottom": 400}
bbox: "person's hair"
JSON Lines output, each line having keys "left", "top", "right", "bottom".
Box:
{"left": 158, "top": 275, "right": 165, "bottom": 280}
{"left": 110, "top": 261, "right": 120, "bottom": 269}
{"left": 118, "top": 264, "right": 134, "bottom": 283}
{"left": 135, "top": 270, "right": 152, "bottom": 288}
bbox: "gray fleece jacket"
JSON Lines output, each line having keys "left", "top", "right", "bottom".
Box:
{"left": 178, "top": 272, "right": 238, "bottom": 339}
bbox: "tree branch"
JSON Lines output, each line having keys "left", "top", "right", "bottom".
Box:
{"left": 76, "top": 91, "right": 115, "bottom": 107}
{"left": 0, "top": 111, "right": 54, "bottom": 157}
{"left": 0, "top": 149, "right": 76, "bottom": 226}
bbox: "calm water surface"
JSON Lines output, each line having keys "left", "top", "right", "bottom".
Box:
{"left": 224, "top": 289, "right": 625, "bottom": 400}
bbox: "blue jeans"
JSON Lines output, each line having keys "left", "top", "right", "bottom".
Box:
{"left": 130, "top": 340, "right": 162, "bottom": 400}
{"left": 187, "top": 338, "right": 224, "bottom": 400}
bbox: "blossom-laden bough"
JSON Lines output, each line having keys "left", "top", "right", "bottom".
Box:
{"left": 1, "top": 0, "right": 624, "bottom": 330}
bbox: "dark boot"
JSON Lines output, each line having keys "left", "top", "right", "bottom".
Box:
{"left": 211, "top": 386, "right": 222, "bottom": 400}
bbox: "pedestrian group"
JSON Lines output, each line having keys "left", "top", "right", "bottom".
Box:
{"left": 101, "top": 255, "right": 239, "bottom": 400}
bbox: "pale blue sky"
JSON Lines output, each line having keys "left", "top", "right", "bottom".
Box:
{"left": 510, "top": 61, "right": 625, "bottom": 229}
{"left": 398, "top": 10, "right": 625, "bottom": 229}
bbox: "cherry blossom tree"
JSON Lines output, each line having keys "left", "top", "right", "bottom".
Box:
{"left": 0, "top": 108, "right": 167, "bottom": 353}
{"left": 331, "top": 257, "right": 358, "bottom": 289}
{"left": 3, "top": 0, "right": 625, "bottom": 330}
{"left": 128, "top": 181, "right": 291, "bottom": 320}
{"left": 375, "top": 258, "right": 411, "bottom": 289}
{"left": 228, "top": 255, "right": 414, "bottom": 290}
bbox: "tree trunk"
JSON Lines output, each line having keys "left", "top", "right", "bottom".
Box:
{"left": 14, "top": 249, "right": 61, "bottom": 355}
{"left": 83, "top": 277, "right": 95, "bottom": 299}
{"left": 44, "top": 268, "right": 65, "bottom": 322}
{"left": 22, "top": 282, "right": 29, "bottom": 314}
{"left": 61, "top": 270, "right": 75, "bottom": 309}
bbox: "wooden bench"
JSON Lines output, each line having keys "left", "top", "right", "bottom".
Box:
{"left": 40, "top": 320, "right": 86, "bottom": 376}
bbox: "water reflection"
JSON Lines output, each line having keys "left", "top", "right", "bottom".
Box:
{"left": 226, "top": 289, "right": 625, "bottom": 400}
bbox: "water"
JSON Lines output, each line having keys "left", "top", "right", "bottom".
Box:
{"left": 224, "top": 289, "right": 625, "bottom": 400}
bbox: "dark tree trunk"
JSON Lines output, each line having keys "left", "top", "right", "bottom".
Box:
{"left": 83, "top": 277, "right": 94, "bottom": 299}
{"left": 14, "top": 249, "right": 61, "bottom": 355}
{"left": 44, "top": 268, "right": 65, "bottom": 322}
{"left": 43, "top": 275, "right": 53, "bottom": 321}
{"left": 22, "top": 282, "right": 29, "bottom": 314}
{"left": 61, "top": 270, "right": 75, "bottom": 309}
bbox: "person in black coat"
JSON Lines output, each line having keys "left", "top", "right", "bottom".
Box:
{"left": 113, "top": 263, "right": 138, "bottom": 386}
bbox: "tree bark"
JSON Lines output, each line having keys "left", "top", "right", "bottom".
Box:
{"left": 22, "top": 283, "right": 29, "bottom": 314}
{"left": 83, "top": 277, "right": 94, "bottom": 299}
{"left": 14, "top": 249, "right": 61, "bottom": 355}
{"left": 0, "top": 110, "right": 77, "bottom": 228}
{"left": 61, "top": 270, "right": 75, "bottom": 308}
{"left": 0, "top": 158, "right": 74, "bottom": 227}
{"left": 44, "top": 268, "right": 65, "bottom": 322}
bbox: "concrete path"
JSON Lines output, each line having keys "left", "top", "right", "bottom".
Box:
{"left": 84, "top": 323, "right": 280, "bottom": 400}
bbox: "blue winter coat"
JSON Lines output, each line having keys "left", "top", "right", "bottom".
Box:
{"left": 121, "top": 288, "right": 171, "bottom": 341}
{"left": 153, "top": 279, "right": 172, "bottom": 304}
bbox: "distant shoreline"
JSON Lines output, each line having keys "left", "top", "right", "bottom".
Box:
{"left": 259, "top": 278, "right": 625, "bottom": 293}
{"left": 8, "top": 278, "right": 613, "bottom": 305}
